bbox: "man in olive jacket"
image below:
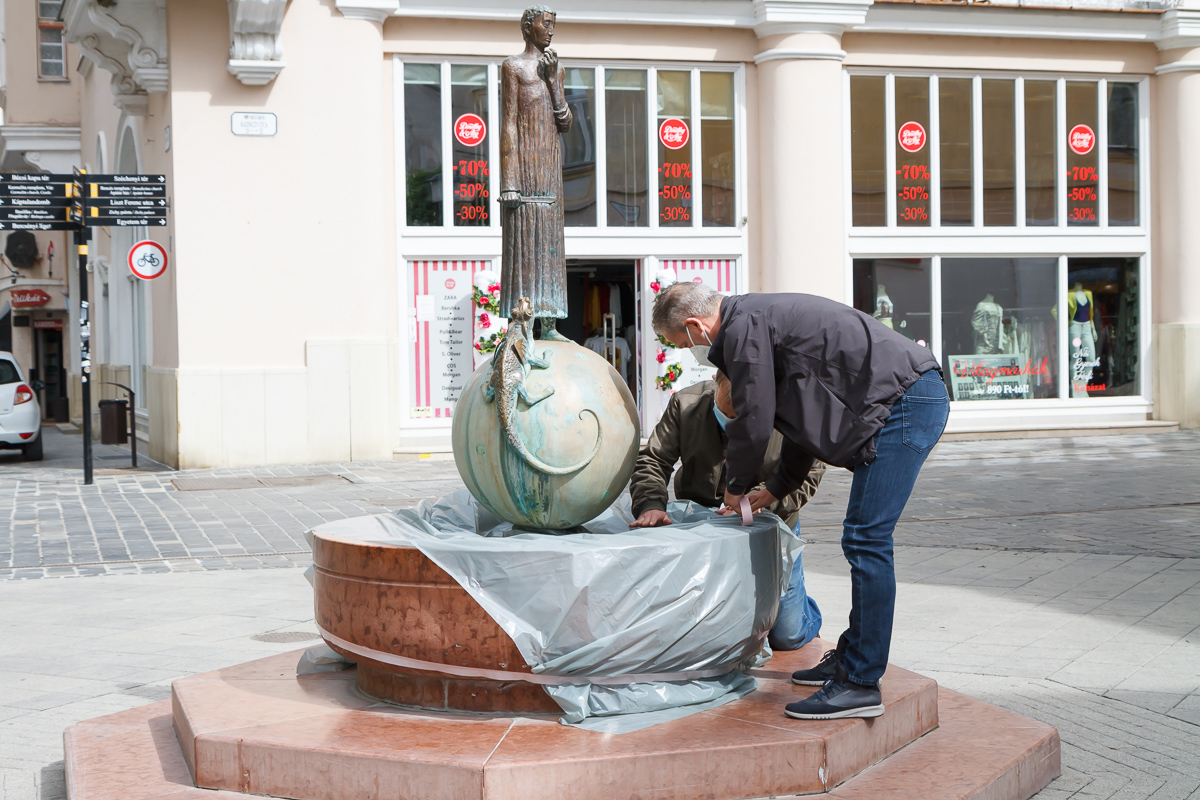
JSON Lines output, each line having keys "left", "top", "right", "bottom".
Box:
{"left": 629, "top": 374, "right": 826, "bottom": 651}
{"left": 653, "top": 284, "right": 949, "bottom": 722}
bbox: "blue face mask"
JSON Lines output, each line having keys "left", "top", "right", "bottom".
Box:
{"left": 713, "top": 404, "right": 732, "bottom": 431}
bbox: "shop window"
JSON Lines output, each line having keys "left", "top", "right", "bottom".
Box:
{"left": 1066, "top": 82, "right": 1099, "bottom": 227}
{"left": 1107, "top": 84, "right": 1139, "bottom": 227}
{"left": 562, "top": 68, "right": 597, "bottom": 226}
{"left": 852, "top": 259, "right": 932, "bottom": 347}
{"left": 451, "top": 65, "right": 489, "bottom": 227}
{"left": 657, "top": 71, "right": 693, "bottom": 228}
{"left": 400, "top": 59, "right": 740, "bottom": 232}
{"left": 850, "top": 76, "right": 885, "bottom": 227}
{"left": 404, "top": 63, "right": 442, "bottom": 226}
{"left": 939, "top": 78, "right": 972, "bottom": 227}
{"left": 606, "top": 69, "right": 649, "bottom": 227}
{"left": 38, "top": 2, "right": 66, "bottom": 79}
{"left": 982, "top": 80, "right": 1016, "bottom": 226}
{"left": 701, "top": 72, "right": 736, "bottom": 227}
{"left": 1066, "top": 257, "right": 1139, "bottom": 397}
{"left": 849, "top": 73, "right": 1142, "bottom": 229}
{"left": 894, "top": 77, "right": 931, "bottom": 228}
{"left": 941, "top": 258, "right": 1059, "bottom": 402}
{"left": 1024, "top": 80, "right": 1057, "bottom": 227}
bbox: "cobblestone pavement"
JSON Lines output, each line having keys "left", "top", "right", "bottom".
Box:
{"left": 1, "top": 428, "right": 1198, "bottom": 799}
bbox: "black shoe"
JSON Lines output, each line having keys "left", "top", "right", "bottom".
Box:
{"left": 791, "top": 648, "right": 841, "bottom": 686}
{"left": 785, "top": 670, "right": 883, "bottom": 720}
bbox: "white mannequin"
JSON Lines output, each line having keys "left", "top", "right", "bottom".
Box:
{"left": 1069, "top": 281, "right": 1099, "bottom": 396}
{"left": 971, "top": 293, "right": 1004, "bottom": 354}
{"left": 874, "top": 284, "right": 895, "bottom": 329}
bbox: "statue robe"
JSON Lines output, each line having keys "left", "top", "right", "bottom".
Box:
{"left": 499, "top": 53, "right": 572, "bottom": 320}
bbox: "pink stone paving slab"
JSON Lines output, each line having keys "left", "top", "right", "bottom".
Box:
{"left": 64, "top": 643, "right": 1061, "bottom": 800}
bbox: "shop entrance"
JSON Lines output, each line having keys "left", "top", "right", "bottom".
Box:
{"left": 561, "top": 259, "right": 640, "bottom": 409}
{"left": 32, "top": 323, "right": 67, "bottom": 422}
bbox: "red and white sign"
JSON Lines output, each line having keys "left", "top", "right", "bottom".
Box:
{"left": 897, "top": 121, "right": 927, "bottom": 153}
{"left": 33, "top": 319, "right": 63, "bottom": 330}
{"left": 1068, "top": 124, "right": 1095, "bottom": 155}
{"left": 128, "top": 240, "right": 168, "bottom": 280}
{"left": 444, "top": 278, "right": 456, "bottom": 290}
{"left": 11, "top": 288, "right": 51, "bottom": 307}
{"left": 659, "top": 118, "right": 689, "bottom": 150}
{"left": 453, "top": 113, "right": 487, "bottom": 148}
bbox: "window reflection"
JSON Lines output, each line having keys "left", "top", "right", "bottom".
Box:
{"left": 701, "top": 71, "right": 736, "bottom": 227}
{"left": 982, "top": 79, "right": 1015, "bottom": 226}
{"left": 605, "top": 69, "right": 648, "bottom": 227}
{"left": 656, "top": 71, "right": 692, "bottom": 228}
{"left": 1024, "top": 80, "right": 1057, "bottom": 227}
{"left": 939, "top": 78, "right": 972, "bottom": 227}
{"left": 894, "top": 76, "right": 931, "bottom": 227}
{"left": 1107, "top": 83, "right": 1139, "bottom": 226}
{"left": 850, "top": 75, "right": 886, "bottom": 227}
{"left": 404, "top": 64, "right": 442, "bottom": 226}
{"left": 450, "top": 65, "right": 489, "bottom": 227}
{"left": 853, "top": 259, "right": 931, "bottom": 347}
{"left": 562, "top": 68, "right": 597, "bottom": 227}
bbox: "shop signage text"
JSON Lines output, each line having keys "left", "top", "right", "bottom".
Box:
{"left": 11, "top": 288, "right": 52, "bottom": 307}
{"left": 32, "top": 319, "right": 63, "bottom": 330}
{"left": 897, "top": 121, "right": 927, "bottom": 153}
{"left": 1068, "top": 124, "right": 1095, "bottom": 155}
{"left": 659, "top": 118, "right": 689, "bottom": 150}
{"left": 949, "top": 354, "right": 1048, "bottom": 401}
{"left": 454, "top": 113, "right": 486, "bottom": 147}
{"left": 0, "top": 172, "right": 168, "bottom": 230}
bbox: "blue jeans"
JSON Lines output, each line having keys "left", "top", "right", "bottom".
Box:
{"left": 769, "top": 533, "right": 823, "bottom": 651}
{"left": 840, "top": 369, "right": 949, "bottom": 685}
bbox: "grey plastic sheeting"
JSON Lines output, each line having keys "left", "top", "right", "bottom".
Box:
{"left": 308, "top": 491, "right": 801, "bottom": 731}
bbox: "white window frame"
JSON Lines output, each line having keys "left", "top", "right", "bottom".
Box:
{"left": 844, "top": 70, "right": 1153, "bottom": 424}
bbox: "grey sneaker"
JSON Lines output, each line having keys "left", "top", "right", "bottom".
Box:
{"left": 785, "top": 669, "right": 884, "bottom": 720}
{"left": 790, "top": 648, "right": 840, "bottom": 686}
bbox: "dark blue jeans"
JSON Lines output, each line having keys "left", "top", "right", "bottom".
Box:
{"left": 840, "top": 369, "right": 949, "bottom": 686}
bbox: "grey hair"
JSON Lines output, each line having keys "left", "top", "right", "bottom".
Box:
{"left": 652, "top": 281, "right": 722, "bottom": 335}
{"left": 521, "top": 5, "right": 556, "bottom": 32}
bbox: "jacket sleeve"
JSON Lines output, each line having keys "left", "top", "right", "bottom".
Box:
{"left": 630, "top": 392, "right": 683, "bottom": 517}
{"left": 763, "top": 438, "right": 816, "bottom": 501}
{"left": 722, "top": 311, "right": 777, "bottom": 495}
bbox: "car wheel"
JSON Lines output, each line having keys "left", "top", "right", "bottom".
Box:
{"left": 22, "top": 433, "right": 44, "bottom": 461}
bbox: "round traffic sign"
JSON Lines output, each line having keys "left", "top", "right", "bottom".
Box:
{"left": 897, "top": 121, "right": 927, "bottom": 153}
{"left": 128, "top": 240, "right": 168, "bottom": 280}
{"left": 454, "top": 113, "right": 487, "bottom": 147}
{"left": 659, "top": 118, "right": 689, "bottom": 150}
{"left": 1068, "top": 124, "right": 1095, "bottom": 155}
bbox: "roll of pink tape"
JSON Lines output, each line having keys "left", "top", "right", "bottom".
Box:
{"left": 739, "top": 496, "right": 752, "bottom": 527}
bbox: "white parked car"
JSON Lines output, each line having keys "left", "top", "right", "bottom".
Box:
{"left": 0, "top": 351, "right": 43, "bottom": 461}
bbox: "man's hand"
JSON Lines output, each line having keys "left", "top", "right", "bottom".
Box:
{"left": 721, "top": 489, "right": 745, "bottom": 515}
{"left": 629, "top": 509, "right": 673, "bottom": 528}
{"left": 747, "top": 487, "right": 777, "bottom": 513}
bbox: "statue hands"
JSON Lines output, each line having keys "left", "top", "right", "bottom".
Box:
{"left": 538, "top": 48, "right": 559, "bottom": 83}
{"left": 500, "top": 190, "right": 522, "bottom": 209}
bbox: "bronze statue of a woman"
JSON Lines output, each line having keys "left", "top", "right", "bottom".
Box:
{"left": 499, "top": 5, "right": 572, "bottom": 341}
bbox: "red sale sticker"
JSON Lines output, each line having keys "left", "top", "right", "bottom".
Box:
{"left": 445, "top": 278, "right": 456, "bottom": 290}
{"left": 1068, "top": 124, "right": 1095, "bottom": 155}
{"left": 897, "top": 121, "right": 926, "bottom": 153}
{"left": 659, "top": 118, "right": 689, "bottom": 150}
{"left": 454, "top": 113, "right": 487, "bottom": 148}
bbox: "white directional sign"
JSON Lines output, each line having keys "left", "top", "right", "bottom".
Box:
{"left": 128, "top": 240, "right": 168, "bottom": 280}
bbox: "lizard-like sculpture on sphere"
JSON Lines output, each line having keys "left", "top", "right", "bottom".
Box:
{"left": 485, "top": 296, "right": 602, "bottom": 475}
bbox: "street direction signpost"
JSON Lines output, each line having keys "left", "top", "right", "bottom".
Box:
{"left": 0, "top": 169, "right": 169, "bottom": 484}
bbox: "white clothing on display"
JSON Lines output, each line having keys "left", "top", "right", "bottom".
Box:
{"left": 874, "top": 285, "right": 895, "bottom": 330}
{"left": 585, "top": 335, "right": 632, "bottom": 383}
{"left": 1070, "top": 320, "right": 1097, "bottom": 397}
{"left": 971, "top": 295, "right": 1004, "bottom": 354}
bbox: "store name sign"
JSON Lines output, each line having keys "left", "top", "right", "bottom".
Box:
{"left": 454, "top": 113, "right": 486, "bottom": 147}
{"left": 1068, "top": 124, "right": 1095, "bottom": 155}
{"left": 659, "top": 118, "right": 689, "bottom": 150}
{"left": 949, "top": 354, "right": 1048, "bottom": 401}
{"left": 11, "top": 288, "right": 51, "bottom": 307}
{"left": 897, "top": 121, "right": 926, "bottom": 153}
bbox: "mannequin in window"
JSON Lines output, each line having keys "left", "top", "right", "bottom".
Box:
{"left": 971, "top": 293, "right": 1004, "bottom": 354}
{"left": 1068, "top": 281, "right": 1098, "bottom": 397}
{"left": 873, "top": 284, "right": 894, "bottom": 329}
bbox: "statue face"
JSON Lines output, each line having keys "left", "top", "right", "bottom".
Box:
{"left": 524, "top": 13, "right": 555, "bottom": 49}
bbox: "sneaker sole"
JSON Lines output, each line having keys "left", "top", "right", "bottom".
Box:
{"left": 784, "top": 704, "right": 885, "bottom": 720}
{"left": 791, "top": 677, "right": 830, "bottom": 686}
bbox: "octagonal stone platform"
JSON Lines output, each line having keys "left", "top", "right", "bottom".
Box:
{"left": 64, "top": 641, "right": 1060, "bottom": 800}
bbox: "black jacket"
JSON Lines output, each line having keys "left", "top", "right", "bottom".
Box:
{"left": 707, "top": 293, "right": 940, "bottom": 496}
{"left": 630, "top": 381, "right": 825, "bottom": 527}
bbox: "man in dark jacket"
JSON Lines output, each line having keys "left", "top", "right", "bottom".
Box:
{"left": 629, "top": 373, "right": 826, "bottom": 650}
{"left": 653, "top": 284, "right": 949, "bottom": 721}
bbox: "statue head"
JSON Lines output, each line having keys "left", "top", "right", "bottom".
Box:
{"left": 521, "top": 5, "right": 556, "bottom": 50}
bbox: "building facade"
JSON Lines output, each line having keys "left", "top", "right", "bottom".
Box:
{"left": 1, "top": 0, "right": 1197, "bottom": 468}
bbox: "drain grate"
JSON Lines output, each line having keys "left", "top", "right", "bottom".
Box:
{"left": 172, "top": 475, "right": 350, "bottom": 491}
{"left": 251, "top": 631, "right": 323, "bottom": 643}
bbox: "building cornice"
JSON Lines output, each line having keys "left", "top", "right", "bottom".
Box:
{"left": 62, "top": 0, "right": 167, "bottom": 114}
{"left": 1156, "top": 59, "right": 1200, "bottom": 73}
{"left": 1158, "top": 9, "right": 1200, "bottom": 50}
{"left": 755, "top": 46, "right": 848, "bottom": 62}
{"left": 0, "top": 126, "right": 83, "bottom": 174}
{"left": 336, "top": 0, "right": 401, "bottom": 24}
{"left": 754, "top": 0, "right": 872, "bottom": 36}
{"left": 227, "top": 0, "right": 288, "bottom": 86}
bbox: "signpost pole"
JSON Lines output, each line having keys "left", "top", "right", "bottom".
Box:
{"left": 76, "top": 224, "right": 93, "bottom": 486}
